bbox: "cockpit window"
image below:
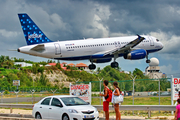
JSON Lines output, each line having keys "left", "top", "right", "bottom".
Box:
{"left": 156, "top": 39, "right": 159, "bottom": 42}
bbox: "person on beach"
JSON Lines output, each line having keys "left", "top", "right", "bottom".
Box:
{"left": 175, "top": 98, "right": 180, "bottom": 120}
{"left": 99, "top": 80, "right": 110, "bottom": 120}
{"left": 112, "top": 81, "right": 121, "bottom": 120}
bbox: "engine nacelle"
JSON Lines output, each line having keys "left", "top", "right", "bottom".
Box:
{"left": 123, "top": 49, "right": 147, "bottom": 60}
{"left": 91, "top": 58, "right": 112, "bottom": 63}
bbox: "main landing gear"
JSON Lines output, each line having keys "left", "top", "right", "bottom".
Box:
{"left": 88, "top": 63, "right": 96, "bottom": 70}
{"left": 111, "top": 62, "right": 119, "bottom": 68}
{"left": 111, "top": 54, "right": 119, "bottom": 68}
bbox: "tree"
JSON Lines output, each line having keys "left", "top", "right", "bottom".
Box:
{"left": 96, "top": 67, "right": 101, "bottom": 74}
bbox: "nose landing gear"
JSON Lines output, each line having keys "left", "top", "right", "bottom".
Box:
{"left": 146, "top": 55, "right": 150, "bottom": 63}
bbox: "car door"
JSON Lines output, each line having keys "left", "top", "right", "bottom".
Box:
{"left": 39, "top": 97, "right": 51, "bottom": 119}
{"left": 49, "top": 97, "right": 64, "bottom": 119}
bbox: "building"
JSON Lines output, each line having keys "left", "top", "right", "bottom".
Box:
{"left": 145, "top": 57, "right": 165, "bottom": 79}
{"left": 48, "top": 63, "right": 67, "bottom": 70}
{"left": 14, "top": 62, "right": 32, "bottom": 67}
{"left": 75, "top": 63, "right": 89, "bottom": 71}
{"left": 68, "top": 63, "right": 75, "bottom": 67}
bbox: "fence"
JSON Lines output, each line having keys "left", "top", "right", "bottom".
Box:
{"left": 0, "top": 78, "right": 171, "bottom": 93}
{"left": 0, "top": 104, "right": 176, "bottom": 118}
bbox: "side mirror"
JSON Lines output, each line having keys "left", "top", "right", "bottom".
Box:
{"left": 55, "top": 104, "right": 63, "bottom": 107}
{"left": 86, "top": 102, "right": 90, "bottom": 105}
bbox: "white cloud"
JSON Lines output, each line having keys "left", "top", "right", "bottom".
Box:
{"left": 0, "top": 29, "right": 20, "bottom": 38}
{"left": 160, "top": 64, "right": 173, "bottom": 74}
{"left": 50, "top": 13, "right": 69, "bottom": 31}
{"left": 150, "top": 31, "right": 180, "bottom": 54}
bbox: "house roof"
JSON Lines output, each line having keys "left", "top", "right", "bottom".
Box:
{"left": 62, "top": 62, "right": 67, "bottom": 64}
{"left": 48, "top": 63, "right": 67, "bottom": 70}
{"left": 76, "top": 63, "right": 88, "bottom": 67}
{"left": 68, "top": 63, "right": 75, "bottom": 66}
{"left": 48, "top": 63, "right": 57, "bottom": 66}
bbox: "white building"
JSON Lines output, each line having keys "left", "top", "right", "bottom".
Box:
{"left": 14, "top": 62, "right": 32, "bottom": 67}
{"left": 145, "top": 57, "right": 165, "bottom": 79}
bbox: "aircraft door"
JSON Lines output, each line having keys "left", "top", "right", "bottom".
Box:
{"left": 54, "top": 43, "right": 61, "bottom": 55}
{"left": 149, "top": 36, "right": 154, "bottom": 46}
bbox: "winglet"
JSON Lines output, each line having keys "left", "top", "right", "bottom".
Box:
{"left": 137, "top": 34, "right": 141, "bottom": 40}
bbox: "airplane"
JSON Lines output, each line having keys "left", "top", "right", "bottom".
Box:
{"left": 17, "top": 13, "right": 163, "bottom": 70}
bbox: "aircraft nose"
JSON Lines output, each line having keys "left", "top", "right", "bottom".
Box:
{"left": 160, "top": 42, "right": 164, "bottom": 49}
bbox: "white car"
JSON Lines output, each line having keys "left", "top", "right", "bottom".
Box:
{"left": 32, "top": 95, "right": 99, "bottom": 120}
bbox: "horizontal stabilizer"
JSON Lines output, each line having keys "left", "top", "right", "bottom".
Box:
{"left": 30, "top": 44, "right": 45, "bottom": 52}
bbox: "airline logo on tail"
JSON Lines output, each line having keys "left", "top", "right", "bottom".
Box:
{"left": 28, "top": 33, "right": 42, "bottom": 40}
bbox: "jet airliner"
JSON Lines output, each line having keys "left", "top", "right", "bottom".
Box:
{"left": 17, "top": 13, "right": 163, "bottom": 70}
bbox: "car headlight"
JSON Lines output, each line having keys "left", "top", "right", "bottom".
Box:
{"left": 68, "top": 109, "right": 78, "bottom": 113}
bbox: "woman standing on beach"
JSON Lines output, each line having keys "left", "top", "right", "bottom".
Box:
{"left": 112, "top": 81, "right": 121, "bottom": 120}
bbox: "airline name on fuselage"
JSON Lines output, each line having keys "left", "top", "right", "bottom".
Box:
{"left": 28, "top": 33, "right": 42, "bottom": 39}
{"left": 65, "top": 43, "right": 75, "bottom": 46}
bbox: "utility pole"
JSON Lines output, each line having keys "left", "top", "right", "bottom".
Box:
{"left": 171, "top": 75, "right": 174, "bottom": 115}
{"left": 14, "top": 90, "right": 20, "bottom": 104}
{"left": 131, "top": 75, "right": 136, "bottom": 115}
{"left": 154, "top": 74, "right": 160, "bottom": 105}
{"left": 0, "top": 91, "right": 4, "bottom": 103}
{"left": 98, "top": 77, "right": 103, "bottom": 105}
{"left": 30, "top": 89, "right": 35, "bottom": 104}
{"left": 51, "top": 89, "right": 57, "bottom": 96}
{"left": 75, "top": 79, "right": 80, "bottom": 84}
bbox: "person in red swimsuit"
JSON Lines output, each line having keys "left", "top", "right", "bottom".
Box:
{"left": 99, "top": 80, "right": 109, "bottom": 120}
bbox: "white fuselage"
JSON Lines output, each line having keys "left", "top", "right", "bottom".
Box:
{"left": 18, "top": 35, "right": 163, "bottom": 61}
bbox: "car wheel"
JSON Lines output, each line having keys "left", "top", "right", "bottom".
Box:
{"left": 35, "top": 113, "right": 42, "bottom": 119}
{"left": 62, "top": 114, "right": 69, "bottom": 120}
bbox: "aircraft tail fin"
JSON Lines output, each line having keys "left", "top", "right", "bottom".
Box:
{"left": 18, "top": 13, "right": 53, "bottom": 45}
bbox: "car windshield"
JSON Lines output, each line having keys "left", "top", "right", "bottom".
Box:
{"left": 60, "top": 97, "right": 88, "bottom": 106}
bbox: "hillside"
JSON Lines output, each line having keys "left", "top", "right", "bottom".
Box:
{"left": 0, "top": 55, "right": 170, "bottom": 92}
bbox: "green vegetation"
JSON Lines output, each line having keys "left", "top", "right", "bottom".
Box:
{"left": 0, "top": 55, "right": 170, "bottom": 93}
{"left": 92, "top": 96, "right": 171, "bottom": 105}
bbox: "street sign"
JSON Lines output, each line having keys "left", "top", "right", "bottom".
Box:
{"left": 172, "top": 78, "right": 180, "bottom": 100}
{"left": 13, "top": 80, "right": 20, "bottom": 86}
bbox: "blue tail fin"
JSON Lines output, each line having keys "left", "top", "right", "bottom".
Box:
{"left": 18, "top": 13, "right": 53, "bottom": 45}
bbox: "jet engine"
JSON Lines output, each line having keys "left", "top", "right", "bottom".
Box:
{"left": 123, "top": 49, "right": 147, "bottom": 60}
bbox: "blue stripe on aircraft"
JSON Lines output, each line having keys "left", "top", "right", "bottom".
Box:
{"left": 54, "top": 49, "right": 162, "bottom": 60}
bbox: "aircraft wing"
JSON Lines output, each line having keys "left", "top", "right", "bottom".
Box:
{"left": 104, "top": 35, "right": 145, "bottom": 56}
{"left": 30, "top": 44, "right": 45, "bottom": 52}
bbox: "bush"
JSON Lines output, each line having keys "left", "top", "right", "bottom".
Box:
{"left": 0, "top": 68, "right": 5, "bottom": 71}
{"left": 4, "top": 90, "right": 10, "bottom": 94}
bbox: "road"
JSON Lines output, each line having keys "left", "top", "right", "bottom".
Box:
{"left": 0, "top": 97, "right": 43, "bottom": 103}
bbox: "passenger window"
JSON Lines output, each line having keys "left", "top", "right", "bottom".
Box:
{"left": 41, "top": 98, "right": 51, "bottom": 105}
{"left": 51, "top": 98, "right": 62, "bottom": 107}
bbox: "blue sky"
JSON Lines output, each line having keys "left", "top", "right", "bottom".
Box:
{"left": 0, "top": 0, "right": 180, "bottom": 77}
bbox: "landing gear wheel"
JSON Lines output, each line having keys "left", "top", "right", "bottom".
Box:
{"left": 111, "top": 62, "right": 119, "bottom": 68}
{"left": 88, "top": 64, "right": 96, "bottom": 70}
{"left": 35, "top": 113, "right": 42, "bottom": 119}
{"left": 146, "top": 59, "right": 150, "bottom": 63}
{"left": 62, "top": 114, "right": 69, "bottom": 120}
